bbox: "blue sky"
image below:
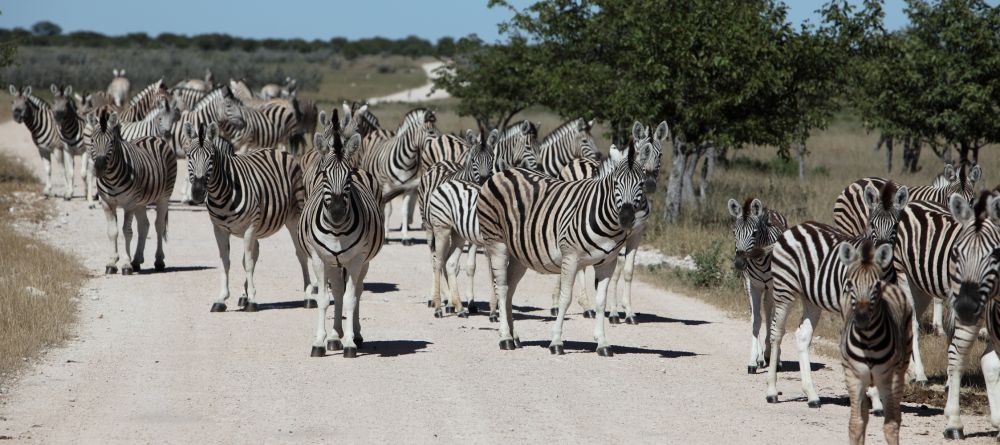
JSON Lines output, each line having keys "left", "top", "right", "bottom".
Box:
{"left": 2, "top": 1, "right": 914, "bottom": 42}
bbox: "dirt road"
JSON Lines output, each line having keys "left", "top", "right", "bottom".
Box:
{"left": 367, "top": 62, "right": 451, "bottom": 105}
{"left": 0, "top": 120, "right": 991, "bottom": 443}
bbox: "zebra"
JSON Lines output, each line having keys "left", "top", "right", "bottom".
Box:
{"left": 117, "top": 79, "right": 171, "bottom": 123}
{"left": 358, "top": 108, "right": 438, "bottom": 246}
{"left": 86, "top": 108, "right": 176, "bottom": 275}
{"left": 726, "top": 197, "right": 788, "bottom": 374}
{"left": 169, "top": 87, "right": 207, "bottom": 112}
{"left": 837, "top": 240, "right": 912, "bottom": 445}
{"left": 300, "top": 127, "right": 384, "bottom": 358}
{"left": 477, "top": 140, "right": 651, "bottom": 355}
{"left": 893, "top": 193, "right": 1000, "bottom": 440}
{"left": 9, "top": 85, "right": 66, "bottom": 199}
{"left": 553, "top": 121, "right": 669, "bottom": 323}
{"left": 182, "top": 122, "right": 311, "bottom": 313}
{"left": 224, "top": 98, "right": 300, "bottom": 151}
{"left": 49, "top": 84, "right": 94, "bottom": 204}
{"left": 536, "top": 117, "right": 598, "bottom": 177}
{"left": 173, "top": 69, "right": 214, "bottom": 92}
{"left": 75, "top": 91, "right": 117, "bottom": 115}
{"left": 107, "top": 69, "right": 130, "bottom": 107}
{"left": 260, "top": 77, "right": 296, "bottom": 100}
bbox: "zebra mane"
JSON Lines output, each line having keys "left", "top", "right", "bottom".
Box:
{"left": 397, "top": 108, "right": 430, "bottom": 132}
{"left": 741, "top": 197, "right": 758, "bottom": 219}
{"left": 972, "top": 190, "right": 993, "bottom": 232}
{"left": 25, "top": 93, "right": 50, "bottom": 111}
{"left": 501, "top": 120, "right": 536, "bottom": 139}
{"left": 127, "top": 79, "right": 165, "bottom": 108}
{"left": 853, "top": 239, "right": 877, "bottom": 267}
{"left": 879, "top": 181, "right": 899, "bottom": 211}
{"left": 540, "top": 118, "right": 584, "bottom": 147}
{"left": 358, "top": 108, "right": 380, "bottom": 129}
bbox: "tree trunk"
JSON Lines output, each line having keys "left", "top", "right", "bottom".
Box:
{"left": 698, "top": 144, "right": 717, "bottom": 203}
{"left": 972, "top": 144, "right": 981, "bottom": 164}
{"left": 883, "top": 134, "right": 893, "bottom": 173}
{"left": 902, "top": 136, "right": 923, "bottom": 173}
{"left": 959, "top": 141, "right": 970, "bottom": 164}
{"left": 795, "top": 141, "right": 807, "bottom": 181}
{"left": 681, "top": 146, "right": 702, "bottom": 204}
{"left": 664, "top": 136, "right": 686, "bottom": 224}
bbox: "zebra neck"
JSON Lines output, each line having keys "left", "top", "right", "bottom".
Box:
{"left": 23, "top": 105, "right": 46, "bottom": 139}
{"left": 206, "top": 150, "right": 234, "bottom": 200}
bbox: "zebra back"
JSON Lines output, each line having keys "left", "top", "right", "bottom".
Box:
{"left": 536, "top": 117, "right": 598, "bottom": 177}
{"left": 832, "top": 178, "right": 909, "bottom": 244}
{"left": 909, "top": 163, "right": 981, "bottom": 203}
{"left": 359, "top": 108, "right": 437, "bottom": 200}
{"left": 226, "top": 100, "right": 299, "bottom": 149}
{"left": 119, "top": 79, "right": 168, "bottom": 123}
{"left": 420, "top": 133, "right": 469, "bottom": 172}
{"left": 170, "top": 87, "right": 207, "bottom": 111}
{"left": 771, "top": 221, "right": 865, "bottom": 313}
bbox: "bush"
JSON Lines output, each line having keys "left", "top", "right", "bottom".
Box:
{"left": 687, "top": 240, "right": 726, "bottom": 288}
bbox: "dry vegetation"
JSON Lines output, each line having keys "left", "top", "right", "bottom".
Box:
{"left": 0, "top": 152, "right": 86, "bottom": 385}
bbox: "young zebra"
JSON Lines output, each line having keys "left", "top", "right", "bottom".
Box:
{"left": 86, "top": 108, "right": 176, "bottom": 275}
{"left": 182, "top": 122, "right": 311, "bottom": 313}
{"left": 358, "top": 108, "right": 438, "bottom": 246}
{"left": 536, "top": 117, "right": 599, "bottom": 178}
{"left": 107, "top": 69, "right": 130, "bottom": 107}
{"left": 9, "top": 85, "right": 67, "bottom": 199}
{"left": 837, "top": 241, "right": 912, "bottom": 445}
{"left": 477, "top": 141, "right": 651, "bottom": 355}
{"left": 727, "top": 197, "right": 788, "bottom": 374}
{"left": 300, "top": 129, "right": 384, "bottom": 358}
{"left": 50, "top": 84, "right": 94, "bottom": 203}
{"left": 894, "top": 193, "right": 1000, "bottom": 440}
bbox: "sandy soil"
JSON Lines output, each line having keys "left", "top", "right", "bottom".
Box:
{"left": 0, "top": 119, "right": 993, "bottom": 444}
{"left": 367, "top": 62, "right": 451, "bottom": 105}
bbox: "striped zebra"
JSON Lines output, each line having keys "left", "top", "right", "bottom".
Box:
{"left": 300, "top": 127, "right": 384, "bottom": 358}
{"left": 358, "top": 108, "right": 438, "bottom": 245}
{"left": 173, "top": 69, "right": 214, "bottom": 92}
{"left": 836, "top": 241, "right": 912, "bottom": 445}
{"left": 119, "top": 96, "right": 181, "bottom": 141}
{"left": 477, "top": 140, "right": 652, "bottom": 355}
{"left": 50, "top": 84, "right": 95, "bottom": 204}
{"left": 554, "top": 121, "right": 669, "bottom": 323}
{"left": 893, "top": 193, "right": 1000, "bottom": 440}
{"left": 9, "top": 85, "right": 68, "bottom": 199}
{"left": 117, "top": 79, "right": 170, "bottom": 123}
{"left": 75, "top": 91, "right": 117, "bottom": 115}
{"left": 169, "top": 87, "right": 207, "bottom": 112}
{"left": 342, "top": 102, "right": 384, "bottom": 144}
{"left": 182, "top": 122, "right": 310, "bottom": 313}
{"left": 726, "top": 197, "right": 788, "bottom": 374}
{"left": 107, "top": 69, "right": 130, "bottom": 107}
{"left": 536, "top": 117, "right": 598, "bottom": 177}
{"left": 86, "top": 108, "right": 176, "bottom": 275}
{"left": 224, "top": 97, "right": 300, "bottom": 151}
{"left": 982, "top": 296, "right": 1000, "bottom": 440}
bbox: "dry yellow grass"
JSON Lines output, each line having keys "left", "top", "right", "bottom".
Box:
{"left": 0, "top": 152, "right": 86, "bottom": 384}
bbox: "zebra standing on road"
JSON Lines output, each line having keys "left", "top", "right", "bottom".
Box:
{"left": 9, "top": 85, "right": 66, "bottom": 199}
{"left": 893, "top": 193, "right": 1000, "bottom": 440}
{"left": 86, "top": 108, "right": 176, "bottom": 275}
{"left": 836, "top": 240, "right": 912, "bottom": 445}
{"left": 536, "top": 117, "right": 598, "bottom": 178}
{"left": 358, "top": 108, "right": 438, "bottom": 246}
{"left": 107, "top": 69, "right": 130, "bottom": 107}
{"left": 300, "top": 127, "right": 384, "bottom": 358}
{"left": 182, "top": 122, "right": 310, "bottom": 313}
{"left": 50, "top": 84, "right": 94, "bottom": 204}
{"left": 477, "top": 140, "right": 651, "bottom": 355}
{"left": 726, "top": 197, "right": 787, "bottom": 374}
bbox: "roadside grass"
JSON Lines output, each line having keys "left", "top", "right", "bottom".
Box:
{"left": 0, "top": 152, "right": 86, "bottom": 385}
{"left": 638, "top": 118, "right": 1000, "bottom": 412}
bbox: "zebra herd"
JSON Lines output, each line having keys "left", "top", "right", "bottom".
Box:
{"left": 728, "top": 162, "right": 1000, "bottom": 443}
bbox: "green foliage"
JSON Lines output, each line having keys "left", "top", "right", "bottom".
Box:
{"left": 687, "top": 241, "right": 726, "bottom": 288}
{"left": 30, "top": 21, "right": 61, "bottom": 37}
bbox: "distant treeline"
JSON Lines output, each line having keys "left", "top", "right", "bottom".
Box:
{"left": 1, "top": 21, "right": 460, "bottom": 58}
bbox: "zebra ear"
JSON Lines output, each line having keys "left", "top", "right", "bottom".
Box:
{"left": 313, "top": 133, "right": 328, "bottom": 153}
{"left": 837, "top": 242, "right": 857, "bottom": 266}
{"left": 342, "top": 101, "right": 351, "bottom": 116}
{"left": 987, "top": 194, "right": 1000, "bottom": 223}
{"left": 343, "top": 134, "right": 362, "bottom": 160}
{"left": 205, "top": 69, "right": 213, "bottom": 82}
{"left": 943, "top": 164, "right": 957, "bottom": 182}
{"left": 727, "top": 199, "right": 742, "bottom": 218}
{"left": 893, "top": 186, "right": 909, "bottom": 210}
{"left": 750, "top": 199, "right": 764, "bottom": 218}
{"left": 318, "top": 111, "right": 329, "bottom": 128}
{"left": 969, "top": 164, "right": 982, "bottom": 184}
{"left": 86, "top": 111, "right": 100, "bottom": 128}
{"left": 107, "top": 111, "right": 120, "bottom": 129}
{"left": 50, "top": 84, "right": 59, "bottom": 95}
{"left": 73, "top": 93, "right": 83, "bottom": 104}
{"left": 874, "top": 244, "right": 894, "bottom": 270}
{"left": 631, "top": 121, "right": 644, "bottom": 141}
{"left": 465, "top": 129, "right": 477, "bottom": 146}
{"left": 358, "top": 104, "right": 368, "bottom": 114}
{"left": 113, "top": 69, "right": 119, "bottom": 77}
{"left": 654, "top": 121, "right": 670, "bottom": 142}
{"left": 121, "top": 69, "right": 126, "bottom": 77}
{"left": 862, "top": 184, "right": 879, "bottom": 211}
{"left": 64, "top": 86, "right": 73, "bottom": 97}
{"left": 23, "top": 86, "right": 31, "bottom": 96}
{"left": 207, "top": 122, "right": 219, "bottom": 141}
{"left": 587, "top": 119, "right": 595, "bottom": 130}
{"left": 9, "top": 85, "right": 17, "bottom": 96}
{"left": 949, "top": 193, "right": 974, "bottom": 225}
{"left": 486, "top": 129, "right": 500, "bottom": 149}
{"left": 183, "top": 122, "right": 197, "bottom": 140}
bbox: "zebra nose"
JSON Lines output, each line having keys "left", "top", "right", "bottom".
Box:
{"left": 954, "top": 282, "right": 981, "bottom": 323}
{"left": 733, "top": 255, "right": 747, "bottom": 271}
{"left": 94, "top": 156, "right": 107, "bottom": 174}
{"left": 619, "top": 203, "right": 635, "bottom": 228}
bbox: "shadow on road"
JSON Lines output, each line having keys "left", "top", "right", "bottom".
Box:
{"left": 520, "top": 340, "right": 697, "bottom": 358}
{"left": 632, "top": 313, "right": 711, "bottom": 325}
{"left": 255, "top": 300, "right": 307, "bottom": 311}
{"left": 361, "top": 340, "right": 431, "bottom": 357}
{"left": 385, "top": 237, "right": 428, "bottom": 245}
{"left": 364, "top": 282, "right": 398, "bottom": 293}
{"left": 776, "top": 360, "right": 826, "bottom": 372}
{"left": 140, "top": 265, "right": 214, "bottom": 274}
{"left": 817, "top": 396, "right": 944, "bottom": 416}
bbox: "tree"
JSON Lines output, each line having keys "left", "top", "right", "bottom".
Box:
{"left": 31, "top": 21, "right": 61, "bottom": 37}
{"left": 432, "top": 35, "right": 537, "bottom": 132}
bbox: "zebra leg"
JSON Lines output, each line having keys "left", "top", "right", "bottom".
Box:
{"left": 576, "top": 269, "right": 591, "bottom": 315}
{"left": 210, "top": 225, "right": 231, "bottom": 312}
{"left": 505, "top": 261, "right": 527, "bottom": 348}
{"left": 876, "top": 370, "right": 903, "bottom": 445}
{"left": 464, "top": 243, "right": 477, "bottom": 313}
{"left": 310, "top": 257, "right": 330, "bottom": 357}
{"left": 101, "top": 202, "right": 120, "bottom": 274}
{"left": 762, "top": 286, "right": 776, "bottom": 368}
{"left": 550, "top": 276, "right": 562, "bottom": 317}
{"left": 592, "top": 260, "right": 617, "bottom": 357}
{"left": 609, "top": 256, "right": 623, "bottom": 317}
{"left": 352, "top": 262, "right": 369, "bottom": 347}
{"left": 981, "top": 347, "right": 1000, "bottom": 429}
{"left": 132, "top": 207, "right": 150, "bottom": 271}
{"left": 285, "top": 219, "right": 313, "bottom": 307}
{"left": 341, "top": 262, "right": 365, "bottom": 356}
{"left": 181, "top": 172, "right": 192, "bottom": 205}
{"left": 153, "top": 200, "right": 168, "bottom": 271}
{"left": 119, "top": 210, "right": 135, "bottom": 275}
{"left": 331, "top": 266, "right": 346, "bottom": 342}
{"left": 383, "top": 204, "right": 393, "bottom": 239}
{"left": 902, "top": 276, "right": 930, "bottom": 384}
{"left": 400, "top": 192, "right": 414, "bottom": 245}
{"left": 746, "top": 278, "right": 764, "bottom": 373}
{"left": 845, "top": 366, "right": 871, "bottom": 445}
{"left": 430, "top": 226, "right": 452, "bottom": 317}
{"left": 61, "top": 146, "right": 74, "bottom": 200}
{"left": 795, "top": 301, "right": 823, "bottom": 407}
{"left": 83, "top": 155, "right": 96, "bottom": 208}
{"left": 241, "top": 228, "right": 260, "bottom": 311}
{"left": 933, "top": 298, "right": 946, "bottom": 336}
{"left": 943, "top": 319, "right": 981, "bottom": 439}
{"left": 550, "top": 253, "right": 580, "bottom": 355}
{"left": 445, "top": 233, "right": 465, "bottom": 315}
{"left": 404, "top": 190, "right": 417, "bottom": 230}
{"left": 41, "top": 151, "right": 53, "bottom": 197}
{"left": 488, "top": 243, "right": 516, "bottom": 348}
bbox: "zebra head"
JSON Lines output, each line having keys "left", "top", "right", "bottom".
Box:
{"left": 222, "top": 92, "right": 248, "bottom": 131}
{"left": 838, "top": 240, "right": 894, "bottom": 328}
{"left": 314, "top": 124, "right": 363, "bottom": 222}
{"left": 463, "top": 129, "right": 498, "bottom": 185}
{"left": 86, "top": 108, "right": 123, "bottom": 176}
{"left": 50, "top": 84, "right": 76, "bottom": 122}
{"left": 8, "top": 85, "right": 32, "bottom": 124}
{"left": 575, "top": 118, "right": 598, "bottom": 160}
{"left": 182, "top": 121, "right": 223, "bottom": 204}
{"left": 609, "top": 140, "right": 652, "bottom": 229}
{"left": 632, "top": 121, "right": 670, "bottom": 193}
{"left": 939, "top": 163, "right": 982, "bottom": 202}
{"left": 494, "top": 120, "right": 538, "bottom": 172}
{"left": 947, "top": 192, "right": 1000, "bottom": 324}
{"left": 861, "top": 181, "right": 909, "bottom": 246}
{"left": 727, "top": 197, "right": 769, "bottom": 271}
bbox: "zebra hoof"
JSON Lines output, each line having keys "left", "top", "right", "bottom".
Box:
{"left": 609, "top": 315, "right": 621, "bottom": 324}
{"left": 765, "top": 395, "right": 778, "bottom": 404}
{"left": 244, "top": 302, "right": 259, "bottom": 313}
{"left": 121, "top": 266, "right": 133, "bottom": 276}
{"left": 597, "top": 346, "right": 614, "bottom": 357}
{"left": 154, "top": 261, "right": 165, "bottom": 271}
{"left": 499, "top": 339, "right": 516, "bottom": 350}
{"left": 943, "top": 427, "right": 964, "bottom": 440}
{"left": 457, "top": 311, "right": 469, "bottom": 318}
{"left": 807, "top": 400, "right": 821, "bottom": 409}
{"left": 426, "top": 299, "right": 434, "bottom": 308}
{"left": 310, "top": 346, "right": 325, "bottom": 357}
{"left": 237, "top": 297, "right": 248, "bottom": 307}
{"left": 63, "top": 195, "right": 71, "bottom": 201}
{"left": 468, "top": 304, "right": 478, "bottom": 314}
{"left": 105, "top": 266, "right": 117, "bottom": 275}
{"left": 549, "top": 344, "right": 565, "bottom": 355}
{"left": 872, "top": 409, "right": 884, "bottom": 417}
{"left": 210, "top": 303, "right": 227, "bottom": 313}
{"left": 434, "top": 309, "right": 443, "bottom": 318}
{"left": 513, "top": 337, "right": 522, "bottom": 348}
{"left": 489, "top": 312, "right": 499, "bottom": 323}
{"left": 748, "top": 366, "right": 757, "bottom": 374}
{"left": 327, "top": 339, "right": 343, "bottom": 351}
{"left": 625, "top": 316, "right": 638, "bottom": 325}
{"left": 550, "top": 307, "right": 558, "bottom": 316}
{"left": 343, "top": 347, "right": 357, "bottom": 358}
{"left": 303, "top": 299, "right": 318, "bottom": 309}
{"left": 130, "top": 262, "right": 142, "bottom": 272}
{"left": 445, "top": 306, "right": 456, "bottom": 314}
{"left": 583, "top": 310, "right": 596, "bottom": 319}
{"left": 355, "top": 336, "right": 364, "bottom": 348}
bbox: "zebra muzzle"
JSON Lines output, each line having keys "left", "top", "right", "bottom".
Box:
{"left": 619, "top": 203, "right": 635, "bottom": 228}
{"left": 733, "top": 255, "right": 748, "bottom": 271}
{"left": 954, "top": 282, "right": 982, "bottom": 324}
{"left": 94, "top": 156, "right": 107, "bottom": 175}
{"left": 327, "top": 197, "right": 349, "bottom": 220}
{"left": 190, "top": 179, "right": 207, "bottom": 204}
